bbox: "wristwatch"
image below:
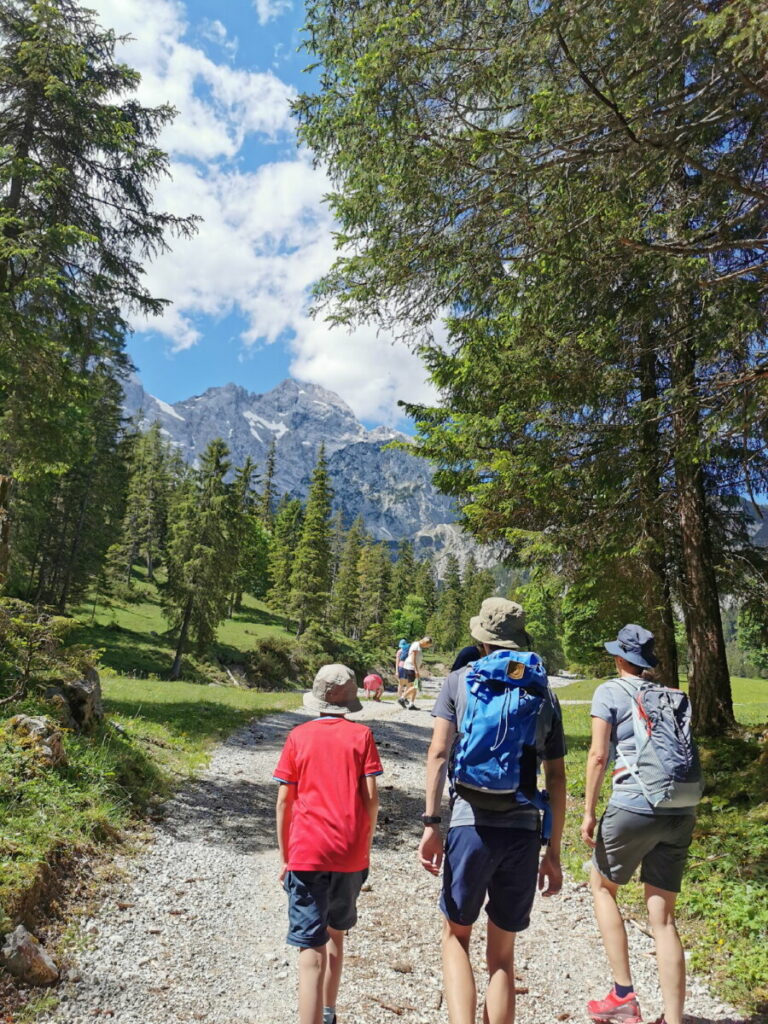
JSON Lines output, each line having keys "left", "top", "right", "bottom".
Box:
{"left": 420, "top": 814, "right": 442, "bottom": 825}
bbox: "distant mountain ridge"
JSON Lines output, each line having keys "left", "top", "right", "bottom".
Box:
{"left": 122, "top": 374, "right": 491, "bottom": 569}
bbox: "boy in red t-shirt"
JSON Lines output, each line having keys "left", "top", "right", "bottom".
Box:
{"left": 274, "top": 664, "right": 382, "bottom": 1024}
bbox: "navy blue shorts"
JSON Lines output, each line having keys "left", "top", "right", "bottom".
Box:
{"left": 440, "top": 825, "right": 540, "bottom": 933}
{"left": 283, "top": 869, "right": 368, "bottom": 948}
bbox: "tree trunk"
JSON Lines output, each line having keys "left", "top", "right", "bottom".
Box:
{"left": 0, "top": 475, "right": 13, "bottom": 588}
{"left": 169, "top": 597, "right": 194, "bottom": 680}
{"left": 637, "top": 341, "right": 679, "bottom": 683}
{"left": 59, "top": 487, "right": 89, "bottom": 610}
{"left": 670, "top": 337, "right": 734, "bottom": 734}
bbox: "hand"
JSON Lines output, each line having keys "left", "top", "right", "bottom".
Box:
{"left": 419, "top": 826, "right": 443, "bottom": 875}
{"left": 279, "top": 862, "right": 289, "bottom": 882}
{"left": 581, "top": 813, "right": 597, "bottom": 848}
{"left": 538, "top": 848, "right": 562, "bottom": 896}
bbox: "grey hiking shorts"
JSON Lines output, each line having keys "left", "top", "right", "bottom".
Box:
{"left": 593, "top": 805, "right": 695, "bottom": 893}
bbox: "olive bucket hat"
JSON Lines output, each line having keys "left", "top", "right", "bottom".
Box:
{"left": 469, "top": 598, "right": 530, "bottom": 651}
{"left": 604, "top": 624, "right": 658, "bottom": 669}
{"left": 303, "top": 663, "right": 362, "bottom": 715}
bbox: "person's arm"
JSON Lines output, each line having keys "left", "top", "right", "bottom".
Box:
{"left": 418, "top": 716, "right": 455, "bottom": 875}
{"left": 361, "top": 775, "right": 380, "bottom": 852}
{"left": 538, "top": 756, "right": 565, "bottom": 895}
{"left": 276, "top": 783, "right": 297, "bottom": 881}
{"left": 581, "top": 716, "right": 612, "bottom": 847}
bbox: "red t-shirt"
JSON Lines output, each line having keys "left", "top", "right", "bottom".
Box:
{"left": 363, "top": 673, "right": 383, "bottom": 691}
{"left": 273, "top": 717, "right": 383, "bottom": 872}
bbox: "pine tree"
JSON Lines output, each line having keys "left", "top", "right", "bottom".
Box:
{"left": 10, "top": 360, "right": 128, "bottom": 608}
{"left": 257, "top": 440, "right": 277, "bottom": 527}
{"left": 114, "top": 422, "right": 178, "bottom": 584}
{"left": 0, "top": 0, "right": 195, "bottom": 582}
{"left": 289, "top": 446, "right": 333, "bottom": 634}
{"left": 329, "top": 517, "right": 364, "bottom": 636}
{"left": 413, "top": 558, "right": 438, "bottom": 618}
{"left": 267, "top": 496, "right": 304, "bottom": 613}
{"left": 429, "top": 555, "right": 464, "bottom": 651}
{"left": 163, "top": 439, "right": 235, "bottom": 679}
{"left": 227, "top": 457, "right": 262, "bottom": 614}
{"left": 390, "top": 539, "right": 416, "bottom": 609}
{"left": 357, "top": 541, "right": 391, "bottom": 637}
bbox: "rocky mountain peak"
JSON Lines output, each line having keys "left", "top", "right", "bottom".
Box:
{"left": 122, "top": 374, "right": 494, "bottom": 573}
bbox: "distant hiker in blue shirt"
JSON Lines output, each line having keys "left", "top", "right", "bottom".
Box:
{"left": 419, "top": 598, "right": 566, "bottom": 1024}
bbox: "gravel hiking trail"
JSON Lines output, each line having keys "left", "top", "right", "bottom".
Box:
{"left": 40, "top": 698, "right": 746, "bottom": 1024}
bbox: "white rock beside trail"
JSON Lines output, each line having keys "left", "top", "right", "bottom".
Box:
{"left": 39, "top": 699, "right": 744, "bottom": 1024}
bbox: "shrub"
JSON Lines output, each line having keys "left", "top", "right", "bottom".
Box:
{"left": 245, "top": 636, "right": 305, "bottom": 690}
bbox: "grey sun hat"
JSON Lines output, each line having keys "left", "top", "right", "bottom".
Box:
{"left": 604, "top": 624, "right": 658, "bottom": 669}
{"left": 469, "top": 598, "right": 529, "bottom": 650}
{"left": 303, "top": 663, "right": 362, "bottom": 715}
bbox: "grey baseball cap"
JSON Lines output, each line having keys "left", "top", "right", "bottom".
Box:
{"left": 303, "top": 663, "right": 362, "bottom": 715}
{"left": 604, "top": 624, "right": 658, "bottom": 669}
{"left": 469, "top": 598, "right": 529, "bottom": 650}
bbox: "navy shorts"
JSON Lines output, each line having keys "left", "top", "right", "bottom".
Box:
{"left": 440, "top": 825, "right": 540, "bottom": 933}
{"left": 283, "top": 869, "right": 368, "bottom": 948}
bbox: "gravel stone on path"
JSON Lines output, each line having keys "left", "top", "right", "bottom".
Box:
{"left": 39, "top": 698, "right": 745, "bottom": 1024}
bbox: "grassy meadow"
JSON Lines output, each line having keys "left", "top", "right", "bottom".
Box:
{"left": 0, "top": 578, "right": 303, "bottom": 936}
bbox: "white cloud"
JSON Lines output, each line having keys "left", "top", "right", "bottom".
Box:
{"left": 86, "top": 0, "right": 434, "bottom": 425}
{"left": 252, "top": 0, "right": 293, "bottom": 26}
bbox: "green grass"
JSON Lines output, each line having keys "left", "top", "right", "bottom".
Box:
{"left": 0, "top": 674, "right": 300, "bottom": 931}
{"left": 559, "top": 677, "right": 768, "bottom": 1013}
{"left": 71, "top": 575, "right": 293, "bottom": 682}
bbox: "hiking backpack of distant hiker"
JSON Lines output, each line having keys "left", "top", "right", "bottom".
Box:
{"left": 614, "top": 679, "right": 704, "bottom": 809}
{"left": 451, "top": 649, "right": 553, "bottom": 839}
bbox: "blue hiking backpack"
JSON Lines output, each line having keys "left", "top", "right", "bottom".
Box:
{"left": 451, "top": 649, "right": 553, "bottom": 840}
{"left": 614, "top": 679, "right": 704, "bottom": 809}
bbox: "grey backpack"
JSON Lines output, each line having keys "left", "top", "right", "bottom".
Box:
{"left": 614, "top": 680, "right": 704, "bottom": 809}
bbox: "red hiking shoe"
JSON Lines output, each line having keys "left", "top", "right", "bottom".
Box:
{"left": 587, "top": 989, "right": 642, "bottom": 1024}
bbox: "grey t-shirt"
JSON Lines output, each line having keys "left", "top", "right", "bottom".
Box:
{"left": 433, "top": 666, "right": 567, "bottom": 830}
{"left": 591, "top": 677, "right": 693, "bottom": 816}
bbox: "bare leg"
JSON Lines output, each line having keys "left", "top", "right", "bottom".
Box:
{"left": 404, "top": 685, "right": 418, "bottom": 704}
{"left": 298, "top": 945, "right": 326, "bottom": 1024}
{"left": 484, "top": 919, "right": 517, "bottom": 1024}
{"left": 646, "top": 885, "right": 685, "bottom": 1024}
{"left": 442, "top": 918, "right": 476, "bottom": 1024}
{"left": 590, "top": 867, "right": 632, "bottom": 987}
{"left": 323, "top": 927, "right": 344, "bottom": 1011}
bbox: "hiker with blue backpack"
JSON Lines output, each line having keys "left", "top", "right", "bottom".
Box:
{"left": 418, "top": 598, "right": 566, "bottom": 1024}
{"left": 582, "top": 624, "right": 704, "bottom": 1024}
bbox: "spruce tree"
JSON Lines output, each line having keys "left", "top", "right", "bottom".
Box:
{"left": 329, "top": 517, "right": 364, "bottom": 637}
{"left": 413, "top": 558, "right": 438, "bottom": 619}
{"left": 257, "top": 440, "right": 277, "bottom": 527}
{"left": 11, "top": 360, "right": 128, "bottom": 608}
{"left": 429, "top": 555, "right": 464, "bottom": 651}
{"left": 267, "top": 496, "right": 304, "bottom": 613}
{"left": 0, "top": 0, "right": 195, "bottom": 582}
{"left": 357, "top": 540, "right": 391, "bottom": 637}
{"left": 228, "top": 457, "right": 261, "bottom": 614}
{"left": 390, "top": 539, "right": 416, "bottom": 609}
{"left": 163, "top": 439, "right": 235, "bottom": 679}
{"left": 289, "top": 446, "right": 333, "bottom": 634}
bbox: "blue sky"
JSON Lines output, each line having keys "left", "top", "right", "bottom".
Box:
{"left": 88, "top": 0, "right": 436, "bottom": 428}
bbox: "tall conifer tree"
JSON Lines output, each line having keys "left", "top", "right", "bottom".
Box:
{"left": 163, "top": 439, "right": 234, "bottom": 679}
{"left": 267, "top": 496, "right": 304, "bottom": 613}
{"left": 289, "top": 446, "right": 333, "bottom": 634}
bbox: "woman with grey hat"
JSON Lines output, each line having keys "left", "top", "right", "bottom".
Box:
{"left": 582, "top": 625, "right": 697, "bottom": 1024}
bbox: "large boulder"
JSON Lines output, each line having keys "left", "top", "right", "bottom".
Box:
{"left": 7, "top": 715, "right": 67, "bottom": 767}
{"left": 1, "top": 926, "right": 59, "bottom": 986}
